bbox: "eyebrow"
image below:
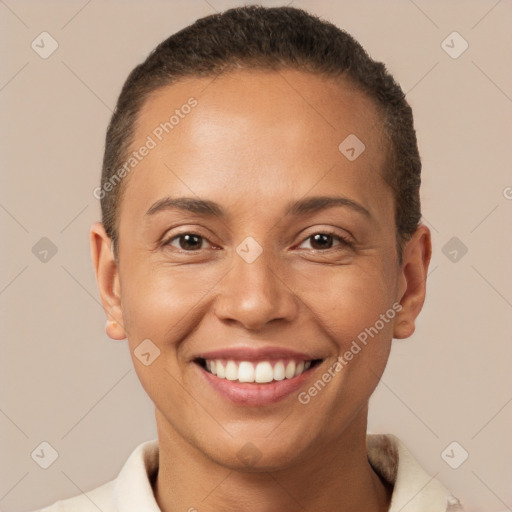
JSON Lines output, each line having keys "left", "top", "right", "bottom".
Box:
{"left": 145, "top": 195, "right": 372, "bottom": 219}
{"left": 146, "top": 197, "right": 224, "bottom": 217}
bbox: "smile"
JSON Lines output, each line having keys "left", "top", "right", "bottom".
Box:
{"left": 198, "top": 358, "right": 320, "bottom": 383}
{"left": 192, "top": 346, "right": 324, "bottom": 405}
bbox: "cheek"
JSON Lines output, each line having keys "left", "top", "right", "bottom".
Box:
{"left": 294, "top": 258, "right": 397, "bottom": 404}
{"left": 296, "top": 259, "right": 397, "bottom": 345}
{"left": 118, "top": 264, "right": 217, "bottom": 408}
{"left": 120, "top": 263, "right": 223, "bottom": 351}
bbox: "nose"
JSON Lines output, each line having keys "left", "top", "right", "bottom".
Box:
{"left": 212, "top": 246, "right": 300, "bottom": 331}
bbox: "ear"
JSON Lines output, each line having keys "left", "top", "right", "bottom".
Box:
{"left": 393, "top": 224, "right": 432, "bottom": 339}
{"left": 90, "top": 222, "right": 127, "bottom": 340}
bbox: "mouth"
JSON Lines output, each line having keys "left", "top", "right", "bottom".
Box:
{"left": 193, "top": 356, "right": 324, "bottom": 405}
{"left": 195, "top": 357, "right": 323, "bottom": 383}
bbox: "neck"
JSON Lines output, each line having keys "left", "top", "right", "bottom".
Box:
{"left": 153, "top": 408, "right": 392, "bottom": 512}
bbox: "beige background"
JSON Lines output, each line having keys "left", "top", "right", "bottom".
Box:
{"left": 1, "top": 0, "right": 511, "bottom": 511}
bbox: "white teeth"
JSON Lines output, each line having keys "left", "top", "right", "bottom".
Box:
{"left": 273, "top": 361, "right": 285, "bottom": 381}
{"left": 202, "top": 358, "right": 313, "bottom": 383}
{"left": 225, "top": 360, "right": 238, "bottom": 381}
{"left": 216, "top": 361, "right": 225, "bottom": 378}
{"left": 285, "top": 361, "right": 296, "bottom": 379}
{"left": 255, "top": 361, "right": 273, "bottom": 383}
{"left": 238, "top": 361, "right": 255, "bottom": 382}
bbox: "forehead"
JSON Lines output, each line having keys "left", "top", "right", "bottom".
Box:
{"left": 137, "top": 68, "right": 385, "bottom": 154}
{"left": 119, "top": 68, "right": 391, "bottom": 227}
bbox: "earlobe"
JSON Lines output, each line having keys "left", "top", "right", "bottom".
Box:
{"left": 90, "top": 222, "right": 127, "bottom": 340}
{"left": 393, "top": 225, "right": 432, "bottom": 340}
{"left": 105, "top": 319, "right": 126, "bottom": 341}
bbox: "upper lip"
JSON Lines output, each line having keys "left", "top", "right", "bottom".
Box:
{"left": 194, "top": 346, "right": 323, "bottom": 362}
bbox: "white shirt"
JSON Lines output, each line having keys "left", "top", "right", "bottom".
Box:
{"left": 37, "top": 434, "right": 463, "bottom": 511}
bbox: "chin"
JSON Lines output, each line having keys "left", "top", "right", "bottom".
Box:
{"left": 203, "top": 434, "right": 310, "bottom": 473}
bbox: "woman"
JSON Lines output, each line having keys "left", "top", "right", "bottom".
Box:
{"left": 39, "top": 5, "right": 462, "bottom": 511}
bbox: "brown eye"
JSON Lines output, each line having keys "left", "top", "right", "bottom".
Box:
{"left": 298, "top": 232, "right": 351, "bottom": 251}
{"left": 309, "top": 233, "right": 334, "bottom": 250}
{"left": 167, "top": 233, "right": 206, "bottom": 251}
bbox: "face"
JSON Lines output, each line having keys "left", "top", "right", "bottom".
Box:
{"left": 92, "top": 68, "right": 430, "bottom": 470}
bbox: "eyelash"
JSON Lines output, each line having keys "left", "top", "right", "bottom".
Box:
{"left": 162, "top": 231, "right": 214, "bottom": 251}
{"left": 297, "top": 230, "right": 353, "bottom": 251}
{"left": 162, "top": 230, "right": 353, "bottom": 252}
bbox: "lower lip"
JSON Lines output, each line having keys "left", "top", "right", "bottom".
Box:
{"left": 195, "top": 362, "right": 319, "bottom": 406}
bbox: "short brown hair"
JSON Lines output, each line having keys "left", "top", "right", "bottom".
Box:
{"left": 100, "top": 5, "right": 421, "bottom": 262}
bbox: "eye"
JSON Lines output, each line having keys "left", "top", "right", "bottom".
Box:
{"left": 165, "top": 233, "right": 209, "bottom": 251}
{"left": 297, "top": 232, "right": 351, "bottom": 251}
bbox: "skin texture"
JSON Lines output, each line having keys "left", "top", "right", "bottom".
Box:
{"left": 91, "top": 68, "right": 431, "bottom": 512}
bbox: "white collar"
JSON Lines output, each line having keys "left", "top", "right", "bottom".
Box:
{"left": 113, "top": 434, "right": 463, "bottom": 511}
{"left": 367, "top": 434, "right": 463, "bottom": 511}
